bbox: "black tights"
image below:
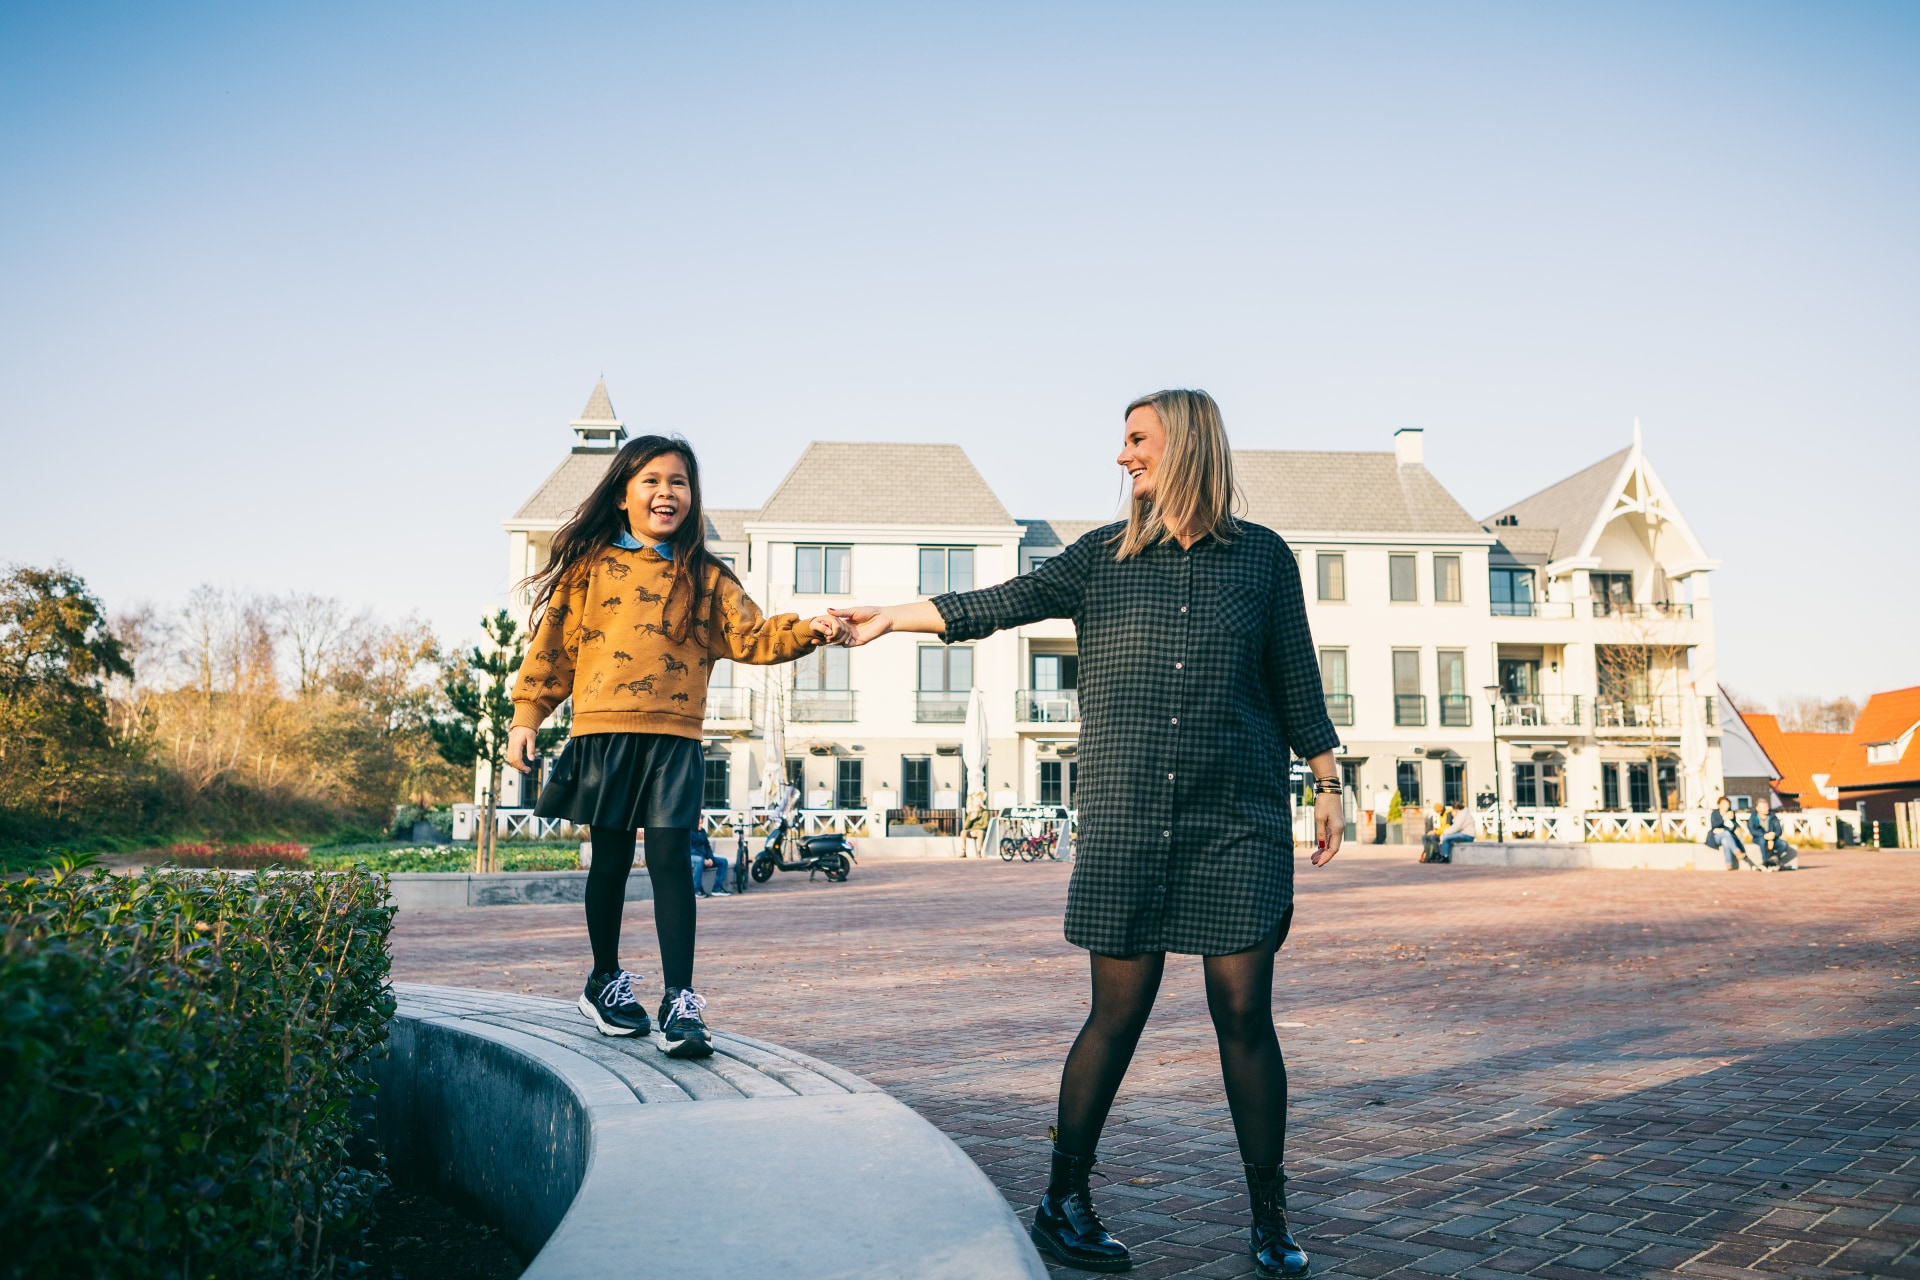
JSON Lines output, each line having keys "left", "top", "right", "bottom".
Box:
{"left": 1054, "top": 909, "right": 1293, "bottom": 1168}
{"left": 585, "top": 826, "right": 695, "bottom": 990}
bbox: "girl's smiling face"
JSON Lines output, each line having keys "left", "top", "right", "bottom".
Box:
{"left": 618, "top": 452, "right": 692, "bottom": 541}
{"left": 1116, "top": 404, "right": 1166, "bottom": 501}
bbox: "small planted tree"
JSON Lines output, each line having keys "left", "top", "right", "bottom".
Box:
{"left": 431, "top": 610, "right": 523, "bottom": 873}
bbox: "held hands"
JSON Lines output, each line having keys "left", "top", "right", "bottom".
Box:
{"left": 1309, "top": 789, "right": 1344, "bottom": 867}
{"left": 826, "top": 605, "right": 892, "bottom": 646}
{"left": 807, "top": 615, "right": 849, "bottom": 645}
{"left": 504, "top": 725, "right": 538, "bottom": 774}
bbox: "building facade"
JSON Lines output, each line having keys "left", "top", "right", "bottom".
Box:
{"left": 499, "top": 384, "right": 1727, "bottom": 828}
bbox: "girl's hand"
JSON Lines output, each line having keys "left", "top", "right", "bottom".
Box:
{"left": 1309, "top": 789, "right": 1344, "bottom": 866}
{"left": 808, "top": 614, "right": 849, "bottom": 645}
{"left": 828, "top": 605, "right": 892, "bottom": 646}
{"left": 504, "top": 725, "right": 538, "bottom": 773}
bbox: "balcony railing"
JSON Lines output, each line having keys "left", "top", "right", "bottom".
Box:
{"left": 704, "top": 687, "right": 754, "bottom": 722}
{"left": 1490, "top": 600, "right": 1577, "bottom": 619}
{"left": 915, "top": 690, "right": 970, "bottom": 723}
{"left": 1439, "top": 693, "right": 1472, "bottom": 728}
{"left": 1324, "top": 693, "right": 1353, "bottom": 726}
{"left": 790, "top": 690, "right": 856, "bottom": 722}
{"left": 1016, "top": 689, "right": 1081, "bottom": 723}
{"left": 1593, "top": 695, "right": 1691, "bottom": 731}
{"left": 1592, "top": 600, "right": 1694, "bottom": 620}
{"left": 1394, "top": 694, "right": 1426, "bottom": 727}
{"left": 1495, "top": 694, "right": 1584, "bottom": 728}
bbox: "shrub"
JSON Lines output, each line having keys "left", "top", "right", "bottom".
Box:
{"left": 306, "top": 843, "right": 580, "bottom": 873}
{"left": 160, "top": 843, "right": 311, "bottom": 870}
{"left": 0, "top": 864, "right": 395, "bottom": 1278}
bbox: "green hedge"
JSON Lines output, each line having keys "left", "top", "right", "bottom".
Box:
{"left": 0, "top": 865, "right": 396, "bottom": 1279}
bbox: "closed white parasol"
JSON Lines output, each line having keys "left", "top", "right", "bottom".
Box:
{"left": 963, "top": 685, "right": 991, "bottom": 800}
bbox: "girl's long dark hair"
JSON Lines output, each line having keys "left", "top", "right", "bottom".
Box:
{"left": 520, "top": 434, "right": 739, "bottom": 643}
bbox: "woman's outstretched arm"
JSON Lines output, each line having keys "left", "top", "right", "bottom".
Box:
{"left": 829, "top": 600, "right": 946, "bottom": 645}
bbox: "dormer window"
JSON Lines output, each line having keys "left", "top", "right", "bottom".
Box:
{"left": 1866, "top": 723, "right": 1915, "bottom": 766}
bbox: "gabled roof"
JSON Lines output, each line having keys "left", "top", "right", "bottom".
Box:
{"left": 578, "top": 378, "right": 618, "bottom": 422}
{"left": 1829, "top": 686, "right": 1920, "bottom": 789}
{"left": 705, "top": 508, "right": 751, "bottom": 544}
{"left": 1488, "top": 527, "right": 1559, "bottom": 563}
{"left": 1742, "top": 712, "right": 1846, "bottom": 802}
{"left": 513, "top": 452, "right": 613, "bottom": 523}
{"left": 1720, "top": 704, "right": 1782, "bottom": 783}
{"left": 1482, "top": 448, "right": 1629, "bottom": 555}
{"left": 1235, "top": 451, "right": 1483, "bottom": 536}
{"left": 1019, "top": 518, "right": 1110, "bottom": 549}
{"left": 756, "top": 443, "right": 1016, "bottom": 527}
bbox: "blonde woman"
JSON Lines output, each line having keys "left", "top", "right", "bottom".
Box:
{"left": 833, "top": 390, "right": 1342, "bottom": 1277}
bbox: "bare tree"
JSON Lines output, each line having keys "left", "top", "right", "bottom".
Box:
{"left": 1722, "top": 686, "right": 1767, "bottom": 716}
{"left": 1779, "top": 695, "right": 1859, "bottom": 734}
{"left": 1594, "top": 611, "right": 1691, "bottom": 813}
{"left": 276, "top": 592, "right": 352, "bottom": 695}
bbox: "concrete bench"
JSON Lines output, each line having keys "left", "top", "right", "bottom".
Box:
{"left": 1450, "top": 840, "right": 1719, "bottom": 870}
{"left": 370, "top": 983, "right": 1045, "bottom": 1279}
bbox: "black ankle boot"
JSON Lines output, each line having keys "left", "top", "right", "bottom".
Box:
{"left": 1030, "top": 1130, "right": 1131, "bottom": 1273}
{"left": 1245, "top": 1163, "right": 1309, "bottom": 1278}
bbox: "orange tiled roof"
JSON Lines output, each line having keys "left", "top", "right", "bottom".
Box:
{"left": 1829, "top": 685, "right": 1920, "bottom": 790}
{"left": 1742, "top": 713, "right": 1845, "bottom": 802}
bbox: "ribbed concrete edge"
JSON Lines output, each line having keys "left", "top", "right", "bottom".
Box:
{"left": 387, "top": 870, "right": 652, "bottom": 910}
{"left": 1451, "top": 840, "right": 1718, "bottom": 870}
{"left": 372, "top": 994, "right": 1047, "bottom": 1279}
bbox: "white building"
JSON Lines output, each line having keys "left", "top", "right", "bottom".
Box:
{"left": 499, "top": 384, "right": 1725, "bottom": 835}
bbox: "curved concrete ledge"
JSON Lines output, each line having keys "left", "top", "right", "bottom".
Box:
{"left": 388, "top": 871, "right": 653, "bottom": 910}
{"left": 371, "top": 984, "right": 1045, "bottom": 1279}
{"left": 1451, "top": 840, "right": 1718, "bottom": 870}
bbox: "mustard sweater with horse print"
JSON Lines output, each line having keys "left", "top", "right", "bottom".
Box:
{"left": 511, "top": 546, "right": 817, "bottom": 739}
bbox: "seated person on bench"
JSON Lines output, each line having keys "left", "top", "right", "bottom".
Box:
{"left": 690, "top": 827, "right": 731, "bottom": 897}
{"left": 1436, "top": 804, "right": 1476, "bottom": 863}
{"left": 1708, "top": 797, "right": 1762, "bottom": 870}
{"left": 1744, "top": 797, "right": 1798, "bottom": 870}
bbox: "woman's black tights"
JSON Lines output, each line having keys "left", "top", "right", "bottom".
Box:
{"left": 1054, "top": 911, "right": 1292, "bottom": 1168}
{"left": 585, "top": 826, "right": 695, "bottom": 989}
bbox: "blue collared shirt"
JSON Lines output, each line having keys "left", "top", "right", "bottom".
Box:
{"left": 613, "top": 528, "right": 673, "bottom": 558}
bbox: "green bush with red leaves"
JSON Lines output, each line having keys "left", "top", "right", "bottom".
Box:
{"left": 0, "top": 864, "right": 395, "bottom": 1278}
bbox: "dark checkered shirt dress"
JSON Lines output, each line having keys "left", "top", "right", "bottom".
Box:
{"left": 935, "top": 520, "right": 1340, "bottom": 956}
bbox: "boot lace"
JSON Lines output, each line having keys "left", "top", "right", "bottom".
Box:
{"left": 600, "top": 970, "right": 641, "bottom": 1009}
{"left": 667, "top": 988, "right": 707, "bottom": 1025}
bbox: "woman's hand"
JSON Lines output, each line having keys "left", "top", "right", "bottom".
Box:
{"left": 807, "top": 614, "right": 849, "bottom": 645}
{"left": 1309, "top": 789, "right": 1344, "bottom": 866}
{"left": 827, "top": 605, "right": 894, "bottom": 646}
{"left": 504, "top": 725, "right": 538, "bottom": 774}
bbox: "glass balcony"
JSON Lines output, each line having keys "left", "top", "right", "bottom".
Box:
{"left": 1592, "top": 600, "right": 1694, "bottom": 619}
{"left": 1495, "top": 694, "right": 1584, "bottom": 728}
{"left": 1016, "top": 689, "right": 1081, "bottom": 723}
{"left": 703, "top": 687, "right": 753, "bottom": 722}
{"left": 790, "top": 691, "right": 856, "bottom": 722}
{"left": 1324, "top": 693, "right": 1353, "bottom": 726}
{"left": 1394, "top": 694, "right": 1426, "bottom": 727}
{"left": 1592, "top": 696, "right": 1712, "bottom": 731}
{"left": 915, "top": 690, "right": 970, "bottom": 723}
{"left": 1439, "top": 694, "right": 1472, "bottom": 728}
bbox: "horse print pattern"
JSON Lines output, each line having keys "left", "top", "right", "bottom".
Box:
{"left": 511, "top": 544, "right": 818, "bottom": 736}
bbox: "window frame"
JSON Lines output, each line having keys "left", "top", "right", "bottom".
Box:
{"left": 1442, "top": 759, "right": 1466, "bottom": 808}
{"left": 901, "top": 756, "right": 933, "bottom": 810}
{"left": 1396, "top": 759, "right": 1423, "bottom": 807}
{"left": 1490, "top": 567, "right": 1537, "bottom": 616}
{"left": 1316, "top": 552, "right": 1346, "bottom": 602}
{"left": 918, "top": 546, "right": 976, "bottom": 596}
{"left": 794, "top": 544, "right": 852, "bottom": 595}
{"left": 702, "top": 756, "right": 731, "bottom": 810}
{"left": 1389, "top": 553, "right": 1419, "bottom": 603}
{"left": 835, "top": 758, "right": 864, "bottom": 810}
{"left": 795, "top": 645, "right": 850, "bottom": 692}
{"left": 1433, "top": 553, "right": 1462, "bottom": 604}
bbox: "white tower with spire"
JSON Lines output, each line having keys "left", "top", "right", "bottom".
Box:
{"left": 570, "top": 378, "right": 626, "bottom": 451}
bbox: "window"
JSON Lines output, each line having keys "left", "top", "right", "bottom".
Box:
{"left": 1393, "top": 649, "right": 1425, "bottom": 726}
{"left": 1027, "top": 553, "right": 1054, "bottom": 572}
{"left": 1437, "top": 650, "right": 1469, "bottom": 727}
{"left": 1602, "top": 763, "right": 1621, "bottom": 811}
{"left": 919, "top": 547, "right": 975, "bottom": 595}
{"left": 1628, "top": 762, "right": 1651, "bottom": 811}
{"left": 917, "top": 646, "right": 973, "bottom": 721}
{"left": 1319, "top": 648, "right": 1351, "bottom": 725}
{"left": 901, "top": 757, "right": 932, "bottom": 809}
{"left": 1316, "top": 552, "right": 1345, "bottom": 602}
{"left": 717, "top": 554, "right": 736, "bottom": 569}
{"left": 1490, "top": 567, "right": 1536, "bottom": 616}
{"left": 1443, "top": 760, "right": 1466, "bottom": 808}
{"left": 1433, "top": 554, "right": 1462, "bottom": 603}
{"left": 1541, "top": 762, "right": 1563, "bottom": 807}
{"left": 1396, "top": 760, "right": 1423, "bottom": 806}
{"left": 795, "top": 545, "right": 851, "bottom": 594}
{"left": 835, "top": 759, "right": 864, "bottom": 810}
{"left": 1499, "top": 656, "right": 1539, "bottom": 698}
{"left": 1512, "top": 762, "right": 1537, "bottom": 807}
{"left": 785, "top": 757, "right": 805, "bottom": 794}
{"left": 702, "top": 756, "right": 730, "bottom": 809}
{"left": 1592, "top": 571, "right": 1633, "bottom": 615}
{"left": 709, "top": 658, "right": 734, "bottom": 688}
{"left": 1032, "top": 653, "right": 1078, "bottom": 691}
{"left": 1339, "top": 760, "right": 1363, "bottom": 797}
{"left": 796, "top": 646, "right": 849, "bottom": 691}
{"left": 1389, "top": 554, "right": 1418, "bottom": 602}
{"left": 1040, "top": 760, "right": 1077, "bottom": 807}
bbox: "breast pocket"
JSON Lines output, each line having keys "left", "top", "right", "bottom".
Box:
{"left": 1215, "top": 592, "right": 1264, "bottom": 636}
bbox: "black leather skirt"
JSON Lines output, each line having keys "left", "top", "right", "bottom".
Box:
{"left": 533, "top": 732, "right": 705, "bottom": 831}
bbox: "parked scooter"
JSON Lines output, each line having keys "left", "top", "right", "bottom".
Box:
{"left": 749, "top": 787, "right": 856, "bottom": 883}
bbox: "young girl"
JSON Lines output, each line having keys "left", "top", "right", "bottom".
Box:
{"left": 504, "top": 434, "right": 840, "bottom": 1057}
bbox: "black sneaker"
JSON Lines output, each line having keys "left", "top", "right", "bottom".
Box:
{"left": 656, "top": 986, "right": 714, "bottom": 1059}
{"left": 577, "top": 969, "right": 651, "bottom": 1037}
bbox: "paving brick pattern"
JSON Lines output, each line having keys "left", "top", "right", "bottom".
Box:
{"left": 391, "top": 847, "right": 1920, "bottom": 1278}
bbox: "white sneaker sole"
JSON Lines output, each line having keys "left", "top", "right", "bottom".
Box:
{"left": 577, "top": 993, "right": 646, "bottom": 1037}
{"left": 655, "top": 1031, "right": 715, "bottom": 1059}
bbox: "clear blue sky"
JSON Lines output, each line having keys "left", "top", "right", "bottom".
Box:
{"left": 2, "top": 2, "right": 1914, "bottom": 707}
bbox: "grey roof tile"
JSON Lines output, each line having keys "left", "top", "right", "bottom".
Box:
{"left": 512, "top": 451, "right": 615, "bottom": 523}
{"left": 704, "top": 508, "right": 751, "bottom": 544}
{"left": 577, "top": 378, "right": 618, "bottom": 422}
{"left": 1018, "top": 518, "right": 1109, "bottom": 549}
{"left": 1488, "top": 528, "right": 1559, "bottom": 563}
{"left": 1481, "top": 447, "right": 1629, "bottom": 557}
{"left": 1235, "top": 451, "right": 1483, "bottom": 535}
{"left": 757, "top": 443, "right": 1015, "bottom": 527}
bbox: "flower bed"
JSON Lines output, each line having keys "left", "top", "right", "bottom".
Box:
{"left": 307, "top": 842, "right": 581, "bottom": 873}
{"left": 0, "top": 864, "right": 395, "bottom": 1277}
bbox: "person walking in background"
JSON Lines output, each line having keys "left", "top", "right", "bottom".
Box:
{"left": 831, "top": 389, "right": 1339, "bottom": 1278}
{"left": 1708, "top": 796, "right": 1761, "bottom": 871}
{"left": 690, "top": 827, "right": 731, "bottom": 897}
{"left": 1745, "top": 798, "right": 1798, "bottom": 870}
{"left": 503, "top": 434, "right": 841, "bottom": 1057}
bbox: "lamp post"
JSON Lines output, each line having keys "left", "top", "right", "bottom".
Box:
{"left": 1482, "top": 683, "right": 1504, "bottom": 842}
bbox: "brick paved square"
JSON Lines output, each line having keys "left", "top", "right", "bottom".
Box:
{"left": 392, "top": 846, "right": 1920, "bottom": 1277}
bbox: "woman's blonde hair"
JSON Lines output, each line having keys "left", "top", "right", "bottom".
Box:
{"left": 1112, "top": 389, "right": 1243, "bottom": 560}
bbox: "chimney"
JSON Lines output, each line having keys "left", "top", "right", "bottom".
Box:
{"left": 1394, "top": 427, "right": 1424, "bottom": 466}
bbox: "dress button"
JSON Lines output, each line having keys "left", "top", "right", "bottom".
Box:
{"left": 1162, "top": 830, "right": 1171, "bottom": 839}
{"left": 1174, "top": 662, "right": 1183, "bottom": 670}
{"left": 1167, "top": 773, "right": 1175, "bottom": 781}
{"left": 1170, "top": 717, "right": 1178, "bottom": 725}
{"left": 1180, "top": 605, "right": 1188, "bottom": 613}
